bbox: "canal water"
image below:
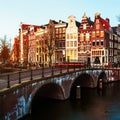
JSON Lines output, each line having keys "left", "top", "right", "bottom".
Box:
{"left": 21, "top": 81, "right": 120, "bottom": 120}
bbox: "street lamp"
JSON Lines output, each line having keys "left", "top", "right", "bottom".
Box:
{"left": 42, "top": 38, "right": 44, "bottom": 77}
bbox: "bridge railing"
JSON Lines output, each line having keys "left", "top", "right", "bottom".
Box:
{"left": 0, "top": 64, "right": 117, "bottom": 90}
{"left": 0, "top": 65, "right": 83, "bottom": 90}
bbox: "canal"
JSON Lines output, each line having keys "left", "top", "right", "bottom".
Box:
{"left": 21, "top": 81, "right": 120, "bottom": 120}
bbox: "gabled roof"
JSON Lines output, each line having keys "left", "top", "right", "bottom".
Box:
{"left": 100, "top": 18, "right": 110, "bottom": 31}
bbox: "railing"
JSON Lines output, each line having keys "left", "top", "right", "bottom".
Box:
{"left": 0, "top": 65, "right": 82, "bottom": 90}
{"left": 0, "top": 64, "right": 118, "bottom": 90}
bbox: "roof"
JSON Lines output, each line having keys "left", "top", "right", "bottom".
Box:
{"left": 87, "top": 17, "right": 94, "bottom": 26}
{"left": 100, "top": 18, "right": 110, "bottom": 31}
{"left": 49, "top": 19, "right": 58, "bottom": 24}
{"left": 76, "top": 21, "right": 81, "bottom": 27}
{"left": 22, "top": 24, "right": 40, "bottom": 32}
{"left": 112, "top": 26, "right": 117, "bottom": 34}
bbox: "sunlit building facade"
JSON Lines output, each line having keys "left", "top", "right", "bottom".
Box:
{"left": 55, "top": 20, "right": 67, "bottom": 63}
{"left": 66, "top": 15, "right": 80, "bottom": 62}
{"left": 91, "top": 13, "right": 111, "bottom": 66}
{"left": 28, "top": 26, "right": 37, "bottom": 64}
{"left": 78, "top": 13, "right": 93, "bottom": 64}
{"left": 19, "top": 23, "right": 40, "bottom": 65}
{"left": 11, "top": 13, "right": 120, "bottom": 67}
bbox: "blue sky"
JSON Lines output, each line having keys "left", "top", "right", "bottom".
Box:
{"left": 0, "top": 0, "right": 120, "bottom": 43}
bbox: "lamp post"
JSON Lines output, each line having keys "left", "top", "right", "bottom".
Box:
{"left": 42, "top": 37, "right": 44, "bottom": 77}
{"left": 42, "top": 55, "right": 44, "bottom": 77}
{"left": 67, "top": 56, "right": 69, "bottom": 73}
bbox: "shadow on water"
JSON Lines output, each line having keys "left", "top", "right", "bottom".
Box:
{"left": 20, "top": 81, "right": 120, "bottom": 120}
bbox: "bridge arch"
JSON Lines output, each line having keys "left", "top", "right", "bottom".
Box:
{"left": 70, "top": 73, "right": 94, "bottom": 99}
{"left": 32, "top": 82, "right": 65, "bottom": 100}
{"left": 98, "top": 71, "right": 107, "bottom": 83}
{"left": 30, "top": 82, "right": 65, "bottom": 113}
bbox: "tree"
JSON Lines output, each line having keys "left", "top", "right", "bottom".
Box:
{"left": 0, "top": 36, "right": 10, "bottom": 63}
{"left": 13, "top": 37, "right": 20, "bottom": 63}
{"left": 45, "top": 20, "right": 56, "bottom": 67}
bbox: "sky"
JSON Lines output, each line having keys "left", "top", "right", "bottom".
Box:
{"left": 0, "top": 0, "right": 120, "bottom": 44}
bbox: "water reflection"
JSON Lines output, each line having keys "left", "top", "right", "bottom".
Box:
{"left": 22, "top": 81, "right": 120, "bottom": 120}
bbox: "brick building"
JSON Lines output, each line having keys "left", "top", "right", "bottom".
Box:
{"left": 11, "top": 13, "right": 120, "bottom": 67}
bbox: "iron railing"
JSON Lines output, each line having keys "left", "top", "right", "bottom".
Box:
{"left": 0, "top": 65, "right": 82, "bottom": 90}
{"left": 0, "top": 64, "right": 116, "bottom": 90}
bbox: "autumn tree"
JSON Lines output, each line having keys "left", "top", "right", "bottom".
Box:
{"left": 13, "top": 37, "right": 20, "bottom": 63}
{"left": 0, "top": 36, "right": 10, "bottom": 63}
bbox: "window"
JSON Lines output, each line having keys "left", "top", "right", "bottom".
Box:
{"left": 80, "top": 33, "right": 84, "bottom": 41}
{"left": 100, "top": 31, "right": 104, "bottom": 37}
{"left": 70, "top": 41, "right": 73, "bottom": 47}
{"left": 102, "top": 51, "right": 104, "bottom": 55}
{"left": 74, "top": 50, "right": 77, "bottom": 57}
{"left": 37, "top": 48, "right": 39, "bottom": 53}
{"left": 70, "top": 34, "right": 73, "bottom": 39}
{"left": 102, "top": 57, "right": 104, "bottom": 63}
{"left": 59, "top": 34, "right": 62, "bottom": 39}
{"left": 101, "top": 41, "right": 103, "bottom": 46}
{"left": 97, "top": 41, "right": 99, "bottom": 46}
{"left": 63, "top": 28, "right": 66, "bottom": 33}
{"left": 37, "top": 55, "right": 38, "bottom": 61}
{"left": 86, "top": 45, "right": 90, "bottom": 51}
{"left": 56, "top": 29, "right": 58, "bottom": 33}
{"left": 63, "top": 34, "right": 65, "bottom": 39}
{"left": 56, "top": 35, "right": 59, "bottom": 39}
{"left": 67, "top": 34, "right": 69, "bottom": 39}
{"left": 74, "top": 33, "right": 77, "bottom": 39}
{"left": 70, "top": 50, "right": 72, "bottom": 55}
{"left": 59, "top": 28, "right": 62, "bottom": 33}
{"left": 92, "top": 32, "right": 95, "bottom": 37}
{"left": 86, "top": 33, "right": 90, "bottom": 41}
{"left": 80, "top": 45, "right": 84, "bottom": 51}
{"left": 92, "top": 42, "right": 95, "bottom": 46}
{"left": 96, "top": 31, "right": 99, "bottom": 37}
{"left": 74, "top": 41, "right": 77, "bottom": 47}
{"left": 83, "top": 24, "right": 86, "bottom": 29}
{"left": 67, "top": 41, "right": 69, "bottom": 47}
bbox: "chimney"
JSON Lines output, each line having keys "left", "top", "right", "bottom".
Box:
{"left": 59, "top": 20, "right": 62, "bottom": 23}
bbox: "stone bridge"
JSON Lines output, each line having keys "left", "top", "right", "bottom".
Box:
{"left": 0, "top": 68, "right": 120, "bottom": 120}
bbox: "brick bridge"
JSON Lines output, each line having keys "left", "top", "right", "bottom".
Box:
{"left": 0, "top": 68, "right": 120, "bottom": 120}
